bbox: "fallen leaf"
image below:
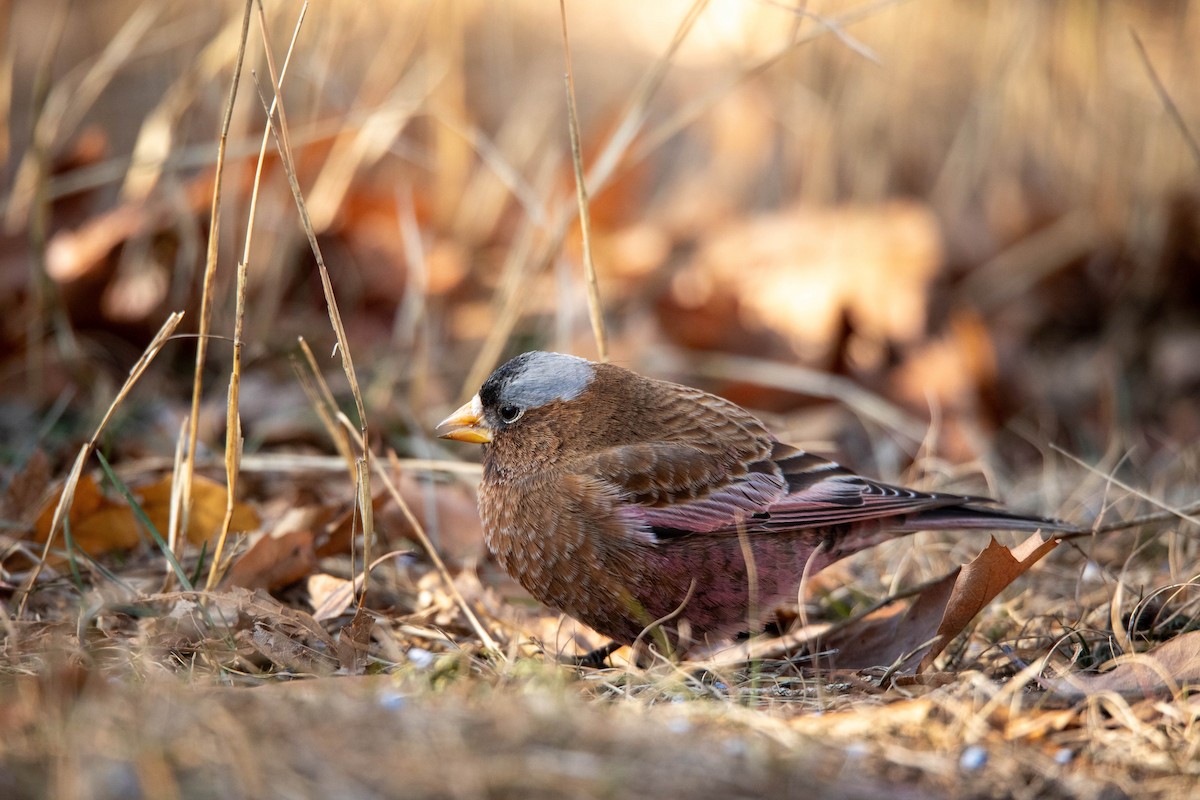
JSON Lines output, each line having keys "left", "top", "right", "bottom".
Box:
{"left": 317, "top": 494, "right": 385, "bottom": 559}
{"left": 337, "top": 607, "right": 374, "bottom": 674}
{"left": 33, "top": 474, "right": 141, "bottom": 555}
{"left": 139, "top": 474, "right": 260, "bottom": 545}
{"left": 1041, "top": 631, "right": 1200, "bottom": 701}
{"left": 819, "top": 568, "right": 960, "bottom": 672}
{"left": 217, "top": 587, "right": 339, "bottom": 674}
{"left": 918, "top": 532, "right": 1059, "bottom": 672}
{"left": 309, "top": 573, "right": 356, "bottom": 622}
{"left": 221, "top": 529, "right": 317, "bottom": 591}
{"left": 816, "top": 532, "right": 1059, "bottom": 673}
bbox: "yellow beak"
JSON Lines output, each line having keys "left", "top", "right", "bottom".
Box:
{"left": 435, "top": 394, "right": 492, "bottom": 444}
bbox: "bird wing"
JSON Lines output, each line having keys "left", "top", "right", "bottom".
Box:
{"left": 572, "top": 440, "right": 997, "bottom": 539}
{"left": 575, "top": 441, "right": 787, "bottom": 534}
{"left": 754, "top": 443, "right": 989, "bottom": 529}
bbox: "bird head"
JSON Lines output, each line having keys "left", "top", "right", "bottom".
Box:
{"left": 436, "top": 351, "right": 598, "bottom": 450}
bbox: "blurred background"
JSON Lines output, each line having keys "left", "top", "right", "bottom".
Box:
{"left": 3, "top": 0, "right": 1199, "bottom": 507}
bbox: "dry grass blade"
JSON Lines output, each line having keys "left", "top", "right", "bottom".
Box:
{"left": 15, "top": 311, "right": 185, "bottom": 612}
{"left": 1050, "top": 445, "right": 1200, "bottom": 533}
{"left": 1130, "top": 29, "right": 1200, "bottom": 170}
{"left": 558, "top": 0, "right": 608, "bottom": 362}
{"left": 295, "top": 338, "right": 357, "bottom": 478}
{"left": 179, "top": 0, "right": 254, "bottom": 588}
{"left": 251, "top": 0, "right": 374, "bottom": 600}
{"left": 207, "top": 1, "right": 309, "bottom": 592}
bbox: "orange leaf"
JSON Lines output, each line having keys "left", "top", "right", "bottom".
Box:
{"left": 138, "top": 474, "right": 260, "bottom": 545}
{"left": 917, "top": 533, "right": 1059, "bottom": 672}
{"left": 33, "top": 474, "right": 140, "bottom": 556}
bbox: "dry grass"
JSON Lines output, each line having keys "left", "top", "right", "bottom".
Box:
{"left": 2, "top": 1, "right": 1200, "bottom": 798}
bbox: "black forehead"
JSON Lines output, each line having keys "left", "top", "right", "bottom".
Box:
{"left": 478, "top": 351, "right": 593, "bottom": 410}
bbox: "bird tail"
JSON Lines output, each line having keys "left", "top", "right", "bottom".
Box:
{"left": 898, "top": 505, "right": 1082, "bottom": 534}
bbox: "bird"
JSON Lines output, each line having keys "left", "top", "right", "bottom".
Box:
{"left": 436, "top": 350, "right": 1075, "bottom": 658}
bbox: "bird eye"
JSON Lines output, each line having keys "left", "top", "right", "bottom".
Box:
{"left": 498, "top": 404, "right": 523, "bottom": 423}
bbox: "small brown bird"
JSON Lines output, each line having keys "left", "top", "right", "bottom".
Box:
{"left": 438, "top": 351, "right": 1072, "bottom": 656}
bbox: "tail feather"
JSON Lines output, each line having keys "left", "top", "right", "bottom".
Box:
{"left": 899, "top": 505, "right": 1081, "bottom": 534}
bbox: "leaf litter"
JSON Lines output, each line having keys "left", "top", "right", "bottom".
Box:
{"left": 3, "top": 2, "right": 1200, "bottom": 798}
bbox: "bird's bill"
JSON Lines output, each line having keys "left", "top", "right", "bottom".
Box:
{"left": 435, "top": 395, "right": 492, "bottom": 443}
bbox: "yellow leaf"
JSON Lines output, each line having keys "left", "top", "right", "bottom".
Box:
{"left": 138, "top": 475, "right": 260, "bottom": 545}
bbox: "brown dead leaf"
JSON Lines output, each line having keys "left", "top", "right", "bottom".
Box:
{"left": 317, "top": 494, "right": 384, "bottom": 559}
{"left": 337, "top": 607, "right": 374, "bottom": 674}
{"left": 309, "top": 573, "right": 356, "bottom": 622}
{"left": 139, "top": 474, "right": 259, "bottom": 545}
{"left": 917, "top": 532, "right": 1059, "bottom": 672}
{"left": 220, "top": 587, "right": 339, "bottom": 674}
{"left": 817, "top": 532, "right": 1059, "bottom": 674}
{"left": 221, "top": 529, "right": 317, "bottom": 591}
{"left": 1041, "top": 631, "right": 1200, "bottom": 701}
{"left": 2, "top": 449, "right": 52, "bottom": 525}
{"left": 819, "top": 568, "right": 960, "bottom": 672}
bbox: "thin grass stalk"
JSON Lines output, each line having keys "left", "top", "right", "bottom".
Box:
{"left": 179, "top": 0, "right": 254, "bottom": 586}
{"left": 297, "top": 338, "right": 357, "bottom": 477}
{"left": 16, "top": 312, "right": 184, "bottom": 612}
{"left": 206, "top": 1, "right": 308, "bottom": 592}
{"left": 557, "top": 0, "right": 607, "bottom": 362}
{"left": 251, "top": 0, "right": 373, "bottom": 601}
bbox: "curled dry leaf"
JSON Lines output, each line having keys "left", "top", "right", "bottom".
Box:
{"left": 917, "top": 532, "right": 1060, "bottom": 672}
{"left": 221, "top": 502, "right": 330, "bottom": 591}
{"left": 817, "top": 532, "right": 1059, "bottom": 674}
{"left": 309, "top": 573, "right": 356, "bottom": 622}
